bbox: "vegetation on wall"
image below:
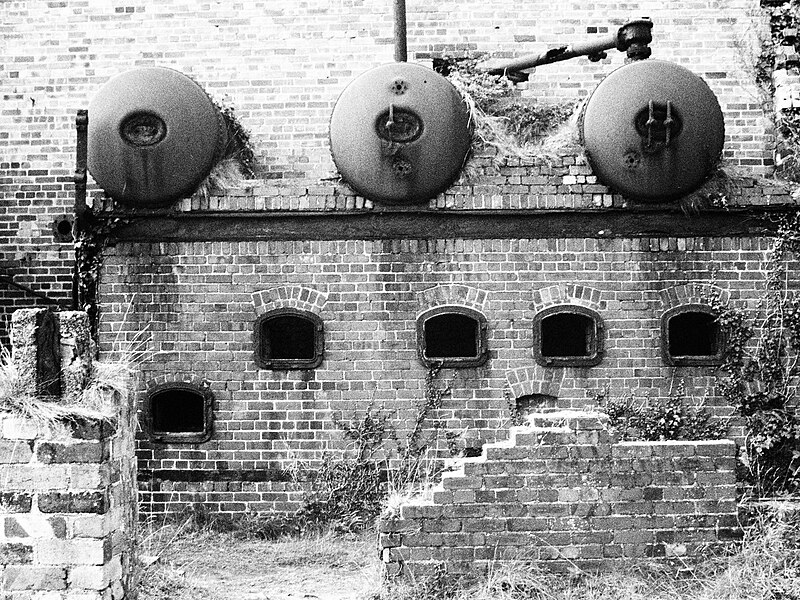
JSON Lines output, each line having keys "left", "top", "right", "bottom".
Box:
{"left": 757, "top": 1, "right": 800, "bottom": 182}
{"left": 75, "top": 213, "right": 128, "bottom": 338}
{"left": 709, "top": 213, "right": 800, "bottom": 498}
{"left": 295, "top": 365, "right": 455, "bottom": 532}
{"left": 197, "top": 96, "right": 258, "bottom": 198}
{"left": 597, "top": 381, "right": 728, "bottom": 442}
{"left": 434, "top": 56, "right": 578, "bottom": 162}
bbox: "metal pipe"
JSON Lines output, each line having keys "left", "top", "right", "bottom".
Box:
{"left": 479, "top": 19, "right": 653, "bottom": 78}
{"left": 73, "top": 109, "right": 88, "bottom": 310}
{"left": 394, "top": 0, "right": 407, "bottom": 62}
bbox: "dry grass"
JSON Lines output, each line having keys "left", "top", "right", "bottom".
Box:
{"left": 194, "top": 157, "right": 249, "bottom": 201}
{"left": 138, "top": 520, "right": 379, "bottom": 600}
{"left": 0, "top": 308, "right": 148, "bottom": 431}
{"left": 449, "top": 73, "right": 582, "bottom": 167}
{"left": 137, "top": 502, "right": 799, "bottom": 600}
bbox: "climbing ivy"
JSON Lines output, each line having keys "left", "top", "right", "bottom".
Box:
{"left": 709, "top": 212, "right": 800, "bottom": 497}
{"left": 74, "top": 211, "right": 128, "bottom": 338}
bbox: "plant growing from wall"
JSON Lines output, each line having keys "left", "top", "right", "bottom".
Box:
{"left": 295, "top": 365, "right": 453, "bottom": 532}
{"left": 195, "top": 96, "right": 258, "bottom": 198}
{"left": 435, "top": 56, "right": 577, "bottom": 162}
{"left": 597, "top": 382, "right": 728, "bottom": 442}
{"left": 709, "top": 213, "right": 800, "bottom": 497}
{"left": 750, "top": 1, "right": 800, "bottom": 183}
{"left": 75, "top": 212, "right": 129, "bottom": 339}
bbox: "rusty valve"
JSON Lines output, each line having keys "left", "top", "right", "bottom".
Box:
{"left": 636, "top": 99, "right": 682, "bottom": 154}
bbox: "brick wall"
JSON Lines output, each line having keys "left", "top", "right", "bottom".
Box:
{"left": 0, "top": 414, "right": 132, "bottom": 598}
{"left": 379, "top": 411, "right": 739, "bottom": 576}
{"left": 0, "top": 0, "right": 781, "bottom": 343}
{"left": 3, "top": 0, "right": 797, "bottom": 523}
{"left": 99, "top": 231, "right": 779, "bottom": 516}
{"left": 0, "top": 309, "right": 137, "bottom": 598}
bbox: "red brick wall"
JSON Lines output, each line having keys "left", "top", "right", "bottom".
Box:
{"left": 380, "top": 412, "right": 739, "bottom": 575}
{"left": 0, "top": 1, "right": 779, "bottom": 344}
{"left": 2, "top": 1, "right": 794, "bottom": 517}
{"left": 100, "top": 231, "right": 775, "bottom": 515}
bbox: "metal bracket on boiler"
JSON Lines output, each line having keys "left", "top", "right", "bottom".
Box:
{"left": 478, "top": 19, "right": 653, "bottom": 82}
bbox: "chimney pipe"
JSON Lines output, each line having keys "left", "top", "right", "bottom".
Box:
{"left": 394, "top": 0, "right": 407, "bottom": 62}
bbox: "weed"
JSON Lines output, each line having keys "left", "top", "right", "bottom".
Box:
{"left": 708, "top": 213, "right": 800, "bottom": 497}
{"left": 435, "top": 55, "right": 578, "bottom": 163}
{"left": 597, "top": 382, "right": 729, "bottom": 442}
{"left": 294, "top": 366, "right": 454, "bottom": 533}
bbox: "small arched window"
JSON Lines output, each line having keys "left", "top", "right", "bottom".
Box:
{"left": 662, "top": 304, "right": 723, "bottom": 366}
{"left": 148, "top": 382, "right": 213, "bottom": 444}
{"left": 254, "top": 308, "right": 324, "bottom": 370}
{"left": 417, "top": 306, "right": 488, "bottom": 367}
{"left": 533, "top": 305, "right": 603, "bottom": 367}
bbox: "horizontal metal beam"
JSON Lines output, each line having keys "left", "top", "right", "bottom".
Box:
{"left": 111, "top": 208, "right": 783, "bottom": 243}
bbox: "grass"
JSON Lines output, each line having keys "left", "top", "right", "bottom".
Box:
{"left": 138, "top": 517, "right": 379, "bottom": 600}
{"left": 137, "top": 500, "right": 800, "bottom": 600}
{"left": 0, "top": 305, "right": 148, "bottom": 432}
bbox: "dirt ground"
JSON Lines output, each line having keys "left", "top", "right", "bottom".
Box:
{"left": 138, "top": 528, "right": 380, "bottom": 600}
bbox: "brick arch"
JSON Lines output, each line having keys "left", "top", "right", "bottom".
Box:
{"left": 657, "top": 283, "right": 729, "bottom": 310}
{"left": 505, "top": 365, "right": 565, "bottom": 400}
{"left": 251, "top": 286, "right": 327, "bottom": 316}
{"left": 416, "top": 284, "right": 489, "bottom": 315}
{"left": 531, "top": 283, "right": 605, "bottom": 314}
{"left": 144, "top": 372, "right": 211, "bottom": 393}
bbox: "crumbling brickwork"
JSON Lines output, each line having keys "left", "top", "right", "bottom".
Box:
{"left": 0, "top": 309, "right": 137, "bottom": 598}
{"left": 380, "top": 412, "right": 739, "bottom": 576}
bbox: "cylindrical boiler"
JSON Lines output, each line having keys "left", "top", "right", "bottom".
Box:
{"left": 88, "top": 67, "right": 227, "bottom": 207}
{"left": 329, "top": 62, "right": 472, "bottom": 204}
{"left": 580, "top": 60, "right": 725, "bottom": 202}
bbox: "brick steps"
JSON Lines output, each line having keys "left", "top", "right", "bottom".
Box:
{"left": 381, "top": 411, "right": 738, "bottom": 577}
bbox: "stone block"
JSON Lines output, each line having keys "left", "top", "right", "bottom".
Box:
{"left": 38, "top": 492, "right": 107, "bottom": 515}
{"left": 10, "top": 308, "right": 60, "bottom": 397}
{"left": 0, "top": 440, "right": 34, "bottom": 464}
{"left": 36, "top": 538, "right": 111, "bottom": 566}
{"left": 57, "top": 311, "right": 93, "bottom": 402}
{"left": 2, "top": 565, "right": 67, "bottom": 590}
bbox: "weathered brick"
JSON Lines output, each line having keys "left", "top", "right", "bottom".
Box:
{"left": 0, "top": 440, "right": 33, "bottom": 464}
{"left": 0, "top": 492, "right": 33, "bottom": 513}
{"left": 36, "top": 538, "right": 111, "bottom": 566}
{"left": 37, "top": 492, "right": 107, "bottom": 514}
{"left": 36, "top": 441, "right": 106, "bottom": 464}
{"left": 2, "top": 565, "right": 67, "bottom": 590}
{"left": 0, "top": 543, "right": 33, "bottom": 564}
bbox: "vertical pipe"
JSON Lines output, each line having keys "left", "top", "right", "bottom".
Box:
{"left": 73, "top": 109, "right": 88, "bottom": 310}
{"left": 394, "top": 0, "right": 407, "bottom": 62}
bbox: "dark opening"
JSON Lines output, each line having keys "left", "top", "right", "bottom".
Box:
{"left": 541, "top": 312, "right": 594, "bottom": 357}
{"left": 668, "top": 312, "right": 719, "bottom": 357}
{"left": 52, "top": 215, "right": 74, "bottom": 242}
{"left": 424, "top": 313, "right": 478, "bottom": 358}
{"left": 263, "top": 315, "right": 316, "bottom": 360}
{"left": 151, "top": 388, "right": 206, "bottom": 434}
{"left": 516, "top": 394, "right": 558, "bottom": 415}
